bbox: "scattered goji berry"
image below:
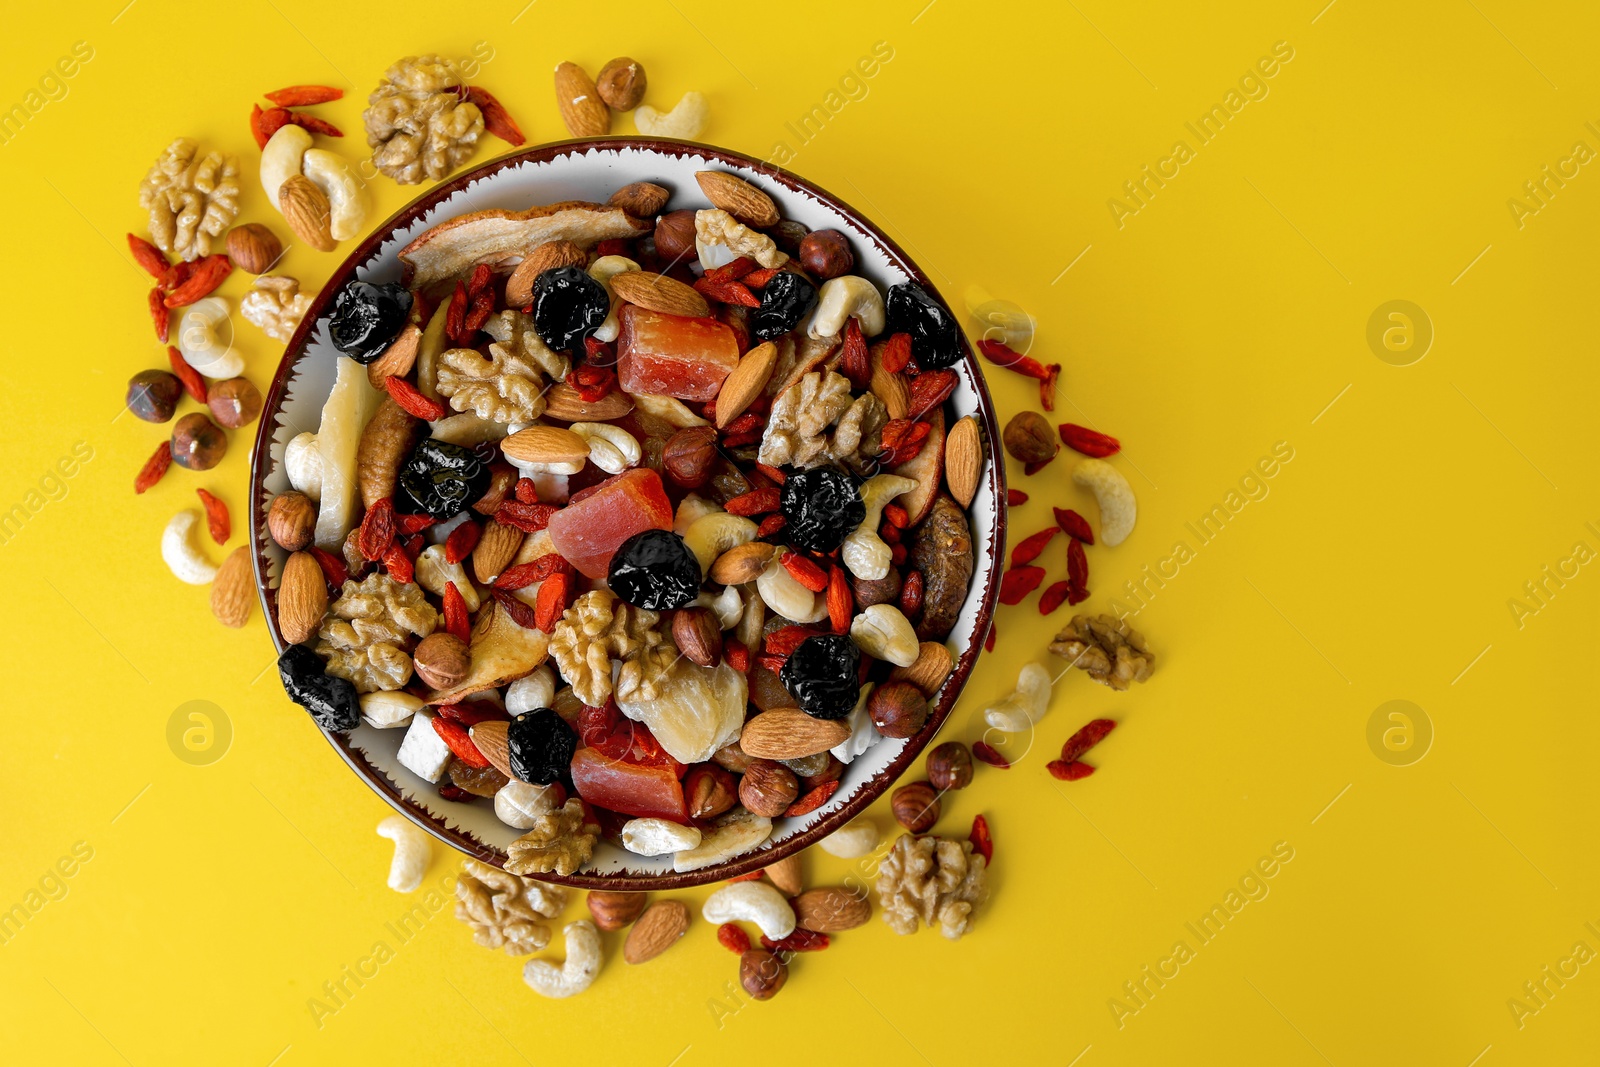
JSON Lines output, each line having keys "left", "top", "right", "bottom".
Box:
{"left": 495, "top": 501, "right": 559, "bottom": 532}
{"left": 308, "top": 546, "right": 349, "bottom": 589}
{"left": 284, "top": 112, "right": 343, "bottom": 137}
{"left": 493, "top": 588, "right": 541, "bottom": 630}
{"left": 442, "top": 581, "right": 471, "bottom": 643}
{"left": 148, "top": 288, "right": 170, "bottom": 343}
{"left": 969, "top": 814, "right": 993, "bottom": 864}
{"left": 359, "top": 498, "right": 397, "bottom": 560}
{"left": 382, "top": 541, "right": 413, "bottom": 583}
{"left": 444, "top": 519, "right": 481, "bottom": 564}
{"left": 163, "top": 255, "right": 232, "bottom": 308}
{"left": 976, "top": 339, "right": 1060, "bottom": 411}
{"left": 133, "top": 440, "right": 172, "bottom": 494}
{"left": 724, "top": 638, "right": 751, "bottom": 671}
{"left": 1066, "top": 537, "right": 1089, "bottom": 601}
{"left": 166, "top": 346, "right": 207, "bottom": 404}
{"left": 195, "top": 488, "right": 230, "bottom": 544}
{"left": 784, "top": 780, "right": 840, "bottom": 817}
{"left": 1061, "top": 718, "right": 1116, "bottom": 763}
{"left": 900, "top": 570, "right": 924, "bottom": 619}
{"left": 756, "top": 514, "right": 788, "bottom": 539}
{"left": 1011, "top": 527, "right": 1058, "bottom": 567}
{"left": 1053, "top": 507, "right": 1094, "bottom": 544}
{"left": 972, "top": 741, "right": 1010, "bottom": 768}
{"left": 998, "top": 565, "right": 1045, "bottom": 605}
{"left": 159, "top": 258, "right": 195, "bottom": 293}
{"left": 464, "top": 85, "right": 525, "bottom": 145}
{"left": 725, "top": 487, "right": 780, "bottom": 516}
{"left": 1023, "top": 459, "right": 1053, "bottom": 477}
{"left": 127, "top": 233, "right": 169, "bottom": 278}
{"left": 248, "top": 103, "right": 269, "bottom": 148}
{"left": 256, "top": 106, "right": 293, "bottom": 145}
{"left": 431, "top": 716, "right": 490, "bottom": 768}
{"left": 881, "top": 332, "right": 912, "bottom": 373}
{"left": 495, "top": 553, "right": 568, "bottom": 591}
{"left": 1039, "top": 581, "right": 1071, "bottom": 615}
{"left": 534, "top": 571, "right": 570, "bottom": 632}
{"left": 264, "top": 84, "right": 344, "bottom": 106}
{"left": 781, "top": 551, "right": 829, "bottom": 592}
{"left": 717, "top": 923, "right": 751, "bottom": 954}
{"left": 1007, "top": 488, "right": 1029, "bottom": 507}
{"left": 762, "top": 928, "right": 830, "bottom": 952}
{"left": 1047, "top": 760, "right": 1095, "bottom": 781}
{"left": 1058, "top": 423, "right": 1121, "bottom": 458}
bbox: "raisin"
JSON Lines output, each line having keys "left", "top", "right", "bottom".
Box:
{"left": 277, "top": 645, "right": 359, "bottom": 731}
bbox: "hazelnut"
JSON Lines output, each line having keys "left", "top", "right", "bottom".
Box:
{"left": 595, "top": 57, "right": 647, "bottom": 111}
{"left": 869, "top": 681, "right": 929, "bottom": 739}
{"left": 267, "top": 490, "right": 318, "bottom": 551}
{"left": 207, "top": 376, "right": 262, "bottom": 429}
{"left": 770, "top": 219, "right": 810, "bottom": 256}
{"left": 1002, "top": 411, "right": 1059, "bottom": 465}
{"left": 739, "top": 759, "right": 799, "bottom": 817}
{"left": 925, "top": 741, "right": 973, "bottom": 791}
{"left": 799, "top": 229, "right": 854, "bottom": 281}
{"left": 672, "top": 606, "right": 723, "bottom": 668}
{"left": 654, "top": 209, "right": 699, "bottom": 263}
{"left": 740, "top": 948, "right": 787, "bottom": 1000}
{"left": 586, "top": 890, "right": 647, "bottom": 931}
{"left": 891, "top": 781, "right": 940, "bottom": 833}
{"left": 852, "top": 569, "right": 902, "bottom": 610}
{"left": 712, "top": 739, "right": 755, "bottom": 774}
{"left": 684, "top": 764, "right": 738, "bottom": 820}
{"left": 413, "top": 632, "right": 470, "bottom": 690}
{"left": 126, "top": 369, "right": 183, "bottom": 423}
{"left": 662, "top": 426, "right": 718, "bottom": 489}
{"left": 609, "top": 180, "right": 669, "bottom": 218}
{"left": 226, "top": 223, "right": 283, "bottom": 275}
{"left": 170, "top": 413, "right": 227, "bottom": 471}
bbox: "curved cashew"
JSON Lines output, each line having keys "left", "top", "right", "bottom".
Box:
{"left": 360, "top": 690, "right": 423, "bottom": 729}
{"left": 301, "top": 148, "right": 368, "bottom": 241}
{"left": 674, "top": 493, "right": 723, "bottom": 534}
{"left": 841, "top": 474, "right": 917, "bottom": 580}
{"left": 588, "top": 255, "right": 640, "bottom": 343}
{"left": 415, "top": 545, "right": 480, "bottom": 611}
{"left": 696, "top": 583, "right": 744, "bottom": 629}
{"left": 494, "top": 779, "right": 563, "bottom": 829}
{"left": 177, "top": 296, "right": 243, "bottom": 379}
{"left": 375, "top": 815, "right": 431, "bottom": 892}
{"left": 683, "top": 511, "right": 758, "bottom": 574}
{"left": 674, "top": 809, "right": 772, "bottom": 872}
{"left": 809, "top": 276, "right": 886, "bottom": 340}
{"left": 701, "top": 881, "right": 796, "bottom": 940}
{"left": 635, "top": 392, "right": 710, "bottom": 429}
{"left": 757, "top": 555, "right": 829, "bottom": 623}
{"left": 830, "top": 683, "right": 880, "bottom": 764}
{"left": 1073, "top": 458, "right": 1136, "bottom": 547}
{"left": 621, "top": 817, "right": 703, "bottom": 856}
{"left": 984, "top": 662, "right": 1053, "bottom": 733}
{"left": 161, "top": 511, "right": 219, "bottom": 585}
{"left": 850, "top": 604, "right": 920, "bottom": 667}
{"left": 570, "top": 422, "right": 641, "bottom": 475}
{"left": 523, "top": 920, "right": 602, "bottom": 999}
{"left": 505, "top": 665, "right": 557, "bottom": 715}
{"left": 260, "top": 124, "right": 313, "bottom": 205}
{"left": 284, "top": 431, "right": 323, "bottom": 501}
{"left": 818, "top": 817, "right": 880, "bottom": 859}
{"left": 633, "top": 91, "right": 708, "bottom": 140}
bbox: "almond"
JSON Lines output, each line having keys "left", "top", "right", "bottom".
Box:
{"left": 740, "top": 708, "right": 851, "bottom": 759}
{"left": 869, "top": 342, "right": 909, "bottom": 419}
{"left": 277, "top": 550, "right": 327, "bottom": 644}
{"left": 887, "top": 641, "right": 954, "bottom": 697}
{"left": 695, "top": 171, "right": 779, "bottom": 229}
{"left": 472, "top": 519, "right": 525, "bottom": 584}
{"left": 366, "top": 322, "right": 422, "bottom": 388}
{"left": 506, "top": 240, "right": 588, "bottom": 305}
{"left": 709, "top": 541, "right": 777, "bottom": 585}
{"left": 501, "top": 425, "right": 589, "bottom": 466}
{"left": 609, "top": 271, "right": 709, "bottom": 318}
{"left": 764, "top": 852, "right": 803, "bottom": 896}
{"left": 714, "top": 341, "right": 779, "bottom": 429}
{"left": 469, "top": 720, "right": 515, "bottom": 779}
{"left": 225, "top": 223, "right": 282, "bottom": 274}
{"left": 944, "top": 414, "right": 983, "bottom": 508}
{"left": 210, "top": 546, "right": 254, "bottom": 628}
{"left": 278, "top": 174, "right": 336, "bottom": 252}
{"left": 790, "top": 887, "right": 870, "bottom": 932}
{"left": 554, "top": 62, "right": 610, "bottom": 137}
{"left": 608, "top": 181, "right": 669, "bottom": 218}
{"left": 623, "top": 899, "right": 689, "bottom": 964}
{"left": 540, "top": 383, "right": 635, "bottom": 422}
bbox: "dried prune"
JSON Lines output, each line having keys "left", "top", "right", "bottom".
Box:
{"left": 533, "top": 266, "right": 609, "bottom": 354}
{"left": 278, "top": 644, "right": 359, "bottom": 731}
{"left": 398, "top": 438, "right": 490, "bottom": 520}
{"left": 780, "top": 634, "right": 861, "bottom": 720}
{"left": 608, "top": 528, "right": 701, "bottom": 610}
{"left": 329, "top": 281, "right": 413, "bottom": 364}
{"left": 751, "top": 271, "right": 817, "bottom": 341}
{"left": 780, "top": 466, "right": 863, "bottom": 553}
{"left": 885, "top": 282, "right": 961, "bottom": 369}
{"left": 507, "top": 707, "right": 578, "bottom": 784}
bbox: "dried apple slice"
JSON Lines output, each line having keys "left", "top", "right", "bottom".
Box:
{"left": 426, "top": 599, "right": 550, "bottom": 705}
{"left": 313, "top": 355, "right": 383, "bottom": 550}
{"left": 892, "top": 408, "right": 945, "bottom": 527}
{"left": 399, "top": 201, "right": 650, "bottom": 289}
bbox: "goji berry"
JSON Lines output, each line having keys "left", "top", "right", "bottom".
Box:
{"left": 284, "top": 112, "right": 344, "bottom": 137}
{"left": 442, "top": 581, "right": 471, "bottom": 643}
{"left": 382, "top": 541, "right": 413, "bottom": 584}
{"left": 976, "top": 339, "right": 1060, "bottom": 411}
{"left": 999, "top": 565, "right": 1045, "bottom": 605}
{"left": 728, "top": 870, "right": 765, "bottom": 883}
{"left": 724, "top": 638, "right": 751, "bottom": 671}
{"left": 594, "top": 238, "right": 632, "bottom": 258}
{"left": 839, "top": 317, "right": 870, "bottom": 389}
{"left": 493, "top": 588, "right": 541, "bottom": 630}
{"left": 133, "top": 441, "right": 172, "bottom": 494}
{"left": 396, "top": 512, "right": 436, "bottom": 536}
{"left": 159, "top": 258, "right": 195, "bottom": 294}
{"left": 308, "top": 546, "right": 349, "bottom": 589}
{"left": 883, "top": 503, "right": 908, "bottom": 529}
{"left": 780, "top": 551, "right": 829, "bottom": 592}
{"left": 496, "top": 501, "right": 559, "bottom": 533}
{"left": 827, "top": 566, "right": 852, "bottom": 635}
{"left": 127, "top": 233, "right": 169, "bottom": 278}
{"left": 889, "top": 542, "right": 907, "bottom": 566}
{"left": 756, "top": 514, "right": 787, "bottom": 539}
{"left": 438, "top": 702, "right": 505, "bottom": 727}
{"left": 1053, "top": 507, "right": 1095, "bottom": 544}
{"left": 385, "top": 375, "right": 448, "bottom": 420}
{"left": 761, "top": 928, "right": 830, "bottom": 952}
{"left": 1067, "top": 537, "right": 1088, "bottom": 599}
{"left": 1023, "top": 459, "right": 1053, "bottom": 477}
{"left": 969, "top": 813, "right": 993, "bottom": 864}
{"left": 195, "top": 488, "right": 230, "bottom": 544}
{"left": 881, "top": 333, "right": 912, "bottom": 373}
{"left": 880, "top": 522, "right": 901, "bottom": 546}
{"left": 167, "top": 346, "right": 207, "bottom": 404}
{"left": 148, "top": 288, "right": 170, "bottom": 343}
{"left": 742, "top": 267, "right": 778, "bottom": 288}
{"left": 445, "top": 281, "right": 468, "bottom": 343}
{"left": 693, "top": 275, "right": 760, "bottom": 307}
{"left": 495, "top": 553, "right": 568, "bottom": 590}
{"left": 717, "top": 923, "right": 751, "bottom": 954}
{"left": 721, "top": 430, "right": 761, "bottom": 448}
{"left": 764, "top": 625, "right": 825, "bottom": 656}
{"left": 359, "top": 498, "right": 396, "bottom": 560}
{"left": 514, "top": 478, "right": 538, "bottom": 504}
{"left": 784, "top": 780, "right": 839, "bottom": 817}
{"left": 753, "top": 462, "right": 786, "bottom": 486}
{"left": 705, "top": 256, "right": 757, "bottom": 282}
{"left": 582, "top": 335, "right": 617, "bottom": 366}
{"left": 265, "top": 84, "right": 343, "bottom": 106}
{"left": 1048, "top": 760, "right": 1095, "bottom": 781}
{"left": 1007, "top": 488, "right": 1029, "bottom": 507}
{"left": 721, "top": 411, "right": 765, "bottom": 437}
{"left": 248, "top": 103, "right": 269, "bottom": 148}
{"left": 534, "top": 571, "right": 570, "bottom": 632}
{"left": 464, "top": 85, "right": 525, "bottom": 145}
{"left": 1011, "top": 527, "right": 1058, "bottom": 567}
{"left": 1061, "top": 718, "right": 1116, "bottom": 763}
{"left": 444, "top": 519, "right": 481, "bottom": 564}
{"left": 724, "top": 487, "right": 780, "bottom": 516}
{"left": 256, "top": 106, "right": 293, "bottom": 145}
{"left": 163, "top": 255, "right": 232, "bottom": 308}
{"left": 972, "top": 741, "right": 1010, "bottom": 768}
{"left": 754, "top": 652, "right": 787, "bottom": 673}
{"left": 463, "top": 287, "right": 495, "bottom": 335}
{"left": 1039, "top": 581, "right": 1071, "bottom": 615}
{"left": 431, "top": 716, "right": 490, "bottom": 768}
{"left": 1058, "top": 423, "right": 1121, "bottom": 458}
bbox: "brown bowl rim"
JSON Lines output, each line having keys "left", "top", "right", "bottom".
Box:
{"left": 248, "top": 136, "right": 1007, "bottom": 889}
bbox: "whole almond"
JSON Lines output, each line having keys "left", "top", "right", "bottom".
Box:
{"left": 610, "top": 271, "right": 709, "bottom": 318}
{"left": 587, "top": 890, "right": 648, "bottom": 931}
{"left": 277, "top": 550, "right": 327, "bottom": 644}
{"left": 501, "top": 425, "right": 590, "bottom": 467}
{"left": 709, "top": 541, "right": 776, "bottom": 585}
{"left": 714, "top": 341, "right": 779, "bottom": 429}
{"left": 608, "top": 181, "right": 669, "bottom": 218}
{"left": 764, "top": 852, "right": 803, "bottom": 896}
{"left": 554, "top": 62, "right": 610, "bottom": 137}
{"left": 623, "top": 900, "right": 689, "bottom": 964}
{"left": 267, "top": 491, "right": 317, "bottom": 551}
{"left": 887, "top": 641, "right": 954, "bottom": 697}
{"left": 278, "top": 175, "right": 336, "bottom": 252}
{"left": 506, "top": 240, "right": 588, "bottom": 306}
{"left": 695, "top": 171, "right": 779, "bottom": 229}
{"left": 596, "top": 57, "right": 647, "bottom": 111}
{"left": 540, "top": 383, "right": 635, "bottom": 422}
{"left": 469, "top": 720, "right": 515, "bottom": 779}
{"left": 740, "top": 708, "right": 851, "bottom": 759}
{"left": 226, "top": 223, "right": 282, "bottom": 274}
{"left": 791, "top": 887, "right": 870, "bottom": 932}
{"left": 870, "top": 343, "right": 910, "bottom": 419}
{"left": 472, "top": 519, "right": 525, "bottom": 584}
{"left": 366, "top": 322, "right": 422, "bottom": 389}
{"left": 944, "top": 414, "right": 983, "bottom": 508}
{"left": 210, "top": 546, "right": 254, "bottom": 628}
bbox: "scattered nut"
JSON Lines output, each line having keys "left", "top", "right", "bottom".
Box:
{"left": 586, "top": 890, "right": 647, "bottom": 931}
{"left": 799, "top": 229, "right": 854, "bottom": 280}
{"left": 455, "top": 858, "right": 566, "bottom": 955}
{"left": 207, "top": 377, "right": 262, "bottom": 429}
{"left": 877, "top": 833, "right": 987, "bottom": 939}
{"left": 702, "top": 880, "right": 796, "bottom": 940}
{"left": 925, "top": 741, "right": 973, "bottom": 791}
{"left": 1003, "top": 411, "right": 1058, "bottom": 465}
{"left": 240, "top": 275, "right": 313, "bottom": 342}
{"left": 161, "top": 511, "right": 219, "bottom": 585}
{"left": 982, "top": 661, "right": 1052, "bottom": 732}
{"left": 791, "top": 887, "right": 870, "bottom": 932}
{"left": 523, "top": 920, "right": 602, "bottom": 998}
{"left": 764, "top": 852, "right": 804, "bottom": 896}
{"left": 126, "top": 370, "right": 182, "bottom": 424}
{"left": 1072, "top": 458, "right": 1137, "bottom": 546}
{"left": 623, "top": 900, "right": 689, "bottom": 964}
{"left": 596, "top": 57, "right": 648, "bottom": 111}
{"left": 170, "top": 413, "right": 227, "bottom": 471}
{"left": 868, "top": 681, "right": 929, "bottom": 739}
{"left": 818, "top": 817, "right": 879, "bottom": 859}
{"left": 375, "top": 815, "right": 431, "bottom": 892}
{"left": 740, "top": 949, "right": 787, "bottom": 1000}
{"left": 413, "top": 632, "right": 469, "bottom": 690}
{"left": 1048, "top": 613, "right": 1155, "bottom": 689}
{"left": 891, "top": 781, "right": 940, "bottom": 833}
{"left": 226, "top": 222, "right": 282, "bottom": 274}
{"left": 554, "top": 61, "right": 609, "bottom": 137}
{"left": 268, "top": 491, "right": 317, "bottom": 551}
{"left": 738, "top": 759, "right": 799, "bottom": 817}
{"left": 210, "top": 546, "right": 254, "bottom": 628}
{"left": 634, "top": 92, "right": 708, "bottom": 140}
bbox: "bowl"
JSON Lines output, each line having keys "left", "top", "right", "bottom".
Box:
{"left": 248, "top": 138, "right": 1006, "bottom": 888}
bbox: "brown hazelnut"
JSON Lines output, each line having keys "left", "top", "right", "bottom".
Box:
{"left": 739, "top": 759, "right": 799, "bottom": 817}
{"left": 413, "top": 632, "right": 470, "bottom": 690}
{"left": 891, "top": 781, "right": 940, "bottom": 833}
{"left": 126, "top": 369, "right": 183, "bottom": 423}
{"left": 608, "top": 180, "right": 669, "bottom": 218}
{"left": 712, "top": 739, "right": 755, "bottom": 774}
{"left": 595, "top": 57, "right": 647, "bottom": 111}
{"left": 208, "top": 376, "right": 262, "bottom": 429}
{"left": 267, "top": 490, "right": 318, "bottom": 551}
{"left": 586, "top": 890, "right": 647, "bottom": 931}
{"left": 662, "top": 426, "right": 718, "bottom": 488}
{"left": 654, "top": 209, "right": 699, "bottom": 263}
{"left": 672, "top": 606, "right": 723, "bottom": 668}
{"left": 852, "top": 569, "right": 902, "bottom": 610}
{"left": 226, "top": 223, "right": 283, "bottom": 275}
{"left": 799, "top": 229, "right": 854, "bottom": 281}
{"left": 684, "top": 764, "right": 738, "bottom": 820}
{"left": 869, "top": 681, "right": 929, "bottom": 739}
{"left": 740, "top": 948, "right": 787, "bottom": 1000}
{"left": 1002, "top": 411, "right": 1059, "bottom": 465}
{"left": 769, "top": 219, "right": 810, "bottom": 256}
{"left": 925, "top": 741, "right": 973, "bottom": 791}
{"left": 170, "top": 413, "right": 227, "bottom": 471}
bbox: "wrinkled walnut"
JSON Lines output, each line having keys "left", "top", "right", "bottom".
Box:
{"left": 454, "top": 858, "right": 568, "bottom": 956}
{"left": 759, "top": 370, "right": 885, "bottom": 471}
{"left": 695, "top": 208, "right": 787, "bottom": 269}
{"left": 876, "top": 833, "right": 988, "bottom": 940}
{"left": 315, "top": 572, "right": 440, "bottom": 693}
{"left": 437, "top": 311, "right": 567, "bottom": 424}
{"left": 1047, "top": 613, "right": 1155, "bottom": 690}
{"left": 505, "top": 798, "right": 600, "bottom": 877}
{"left": 363, "top": 55, "right": 484, "bottom": 185}
{"left": 240, "top": 275, "right": 312, "bottom": 342}
{"left": 138, "top": 138, "right": 241, "bottom": 261}
{"left": 548, "top": 589, "right": 670, "bottom": 707}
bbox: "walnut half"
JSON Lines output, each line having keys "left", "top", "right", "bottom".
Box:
{"left": 548, "top": 589, "right": 669, "bottom": 707}
{"left": 454, "top": 858, "right": 568, "bottom": 956}
{"left": 504, "top": 799, "right": 600, "bottom": 877}
{"left": 1047, "top": 613, "right": 1155, "bottom": 690}
{"left": 758, "top": 370, "right": 885, "bottom": 472}
{"left": 315, "top": 572, "right": 439, "bottom": 693}
{"left": 876, "top": 833, "right": 988, "bottom": 940}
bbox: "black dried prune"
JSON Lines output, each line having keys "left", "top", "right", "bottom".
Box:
{"left": 885, "top": 282, "right": 961, "bottom": 369}
{"left": 751, "top": 271, "right": 818, "bottom": 342}
{"left": 329, "top": 281, "right": 413, "bottom": 364}
{"left": 608, "top": 528, "right": 701, "bottom": 610}
{"left": 780, "top": 635, "right": 861, "bottom": 720}
{"left": 507, "top": 708, "right": 578, "bottom": 784}
{"left": 533, "top": 266, "right": 609, "bottom": 354}
{"left": 397, "top": 438, "right": 490, "bottom": 520}
{"left": 278, "top": 645, "right": 360, "bottom": 731}
{"left": 780, "top": 466, "right": 864, "bottom": 553}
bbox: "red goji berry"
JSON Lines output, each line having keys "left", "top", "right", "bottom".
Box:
{"left": 163, "top": 255, "right": 232, "bottom": 308}
{"left": 514, "top": 477, "right": 538, "bottom": 504}
{"left": 431, "top": 716, "right": 490, "bottom": 768}
{"left": 717, "top": 923, "right": 751, "bottom": 954}
{"left": 308, "top": 546, "right": 349, "bottom": 589}
{"left": 693, "top": 275, "right": 760, "bottom": 307}
{"left": 976, "top": 339, "right": 1060, "bottom": 411}
{"left": 494, "top": 553, "right": 568, "bottom": 590}
{"left": 1007, "top": 488, "right": 1029, "bottom": 507}
{"left": 725, "top": 487, "right": 780, "bottom": 516}
{"left": 534, "top": 572, "right": 570, "bottom": 632}
{"left": 751, "top": 462, "right": 786, "bottom": 486}
{"left": 195, "top": 488, "right": 230, "bottom": 544}
{"left": 1023, "top": 458, "right": 1053, "bottom": 477}
{"left": 256, "top": 106, "right": 293, "bottom": 145}
{"left": 1061, "top": 718, "right": 1116, "bottom": 763}
{"left": 1010, "top": 527, "right": 1058, "bottom": 567}
{"left": 493, "top": 588, "right": 541, "bottom": 630}
{"left": 594, "top": 238, "right": 632, "bottom": 258}
{"left": 127, "top": 233, "right": 169, "bottom": 278}
{"left": 883, "top": 503, "right": 908, "bottom": 529}
{"left": 889, "top": 542, "right": 908, "bottom": 566}
{"left": 839, "top": 316, "right": 870, "bottom": 389}
{"left": 444, "top": 519, "right": 481, "bottom": 564}
{"left": 764, "top": 625, "right": 824, "bottom": 656}
{"left": 1053, "top": 507, "right": 1095, "bottom": 544}
{"left": 705, "top": 256, "right": 757, "bottom": 282}
{"left": 762, "top": 928, "right": 830, "bottom": 952}
{"left": 284, "top": 112, "right": 344, "bottom": 137}
{"left": 464, "top": 85, "right": 525, "bottom": 145}
{"left": 442, "top": 581, "right": 471, "bottom": 643}
{"left": 396, "top": 513, "right": 436, "bottom": 536}
{"left": 780, "top": 552, "right": 829, "bottom": 592}
{"left": 881, "top": 333, "right": 912, "bottom": 373}
{"left": 721, "top": 430, "right": 761, "bottom": 448}
{"left": 783, "top": 780, "right": 840, "bottom": 817}
{"left": 1067, "top": 537, "right": 1089, "bottom": 599}
{"left": 133, "top": 440, "right": 172, "bottom": 494}
{"left": 754, "top": 652, "right": 787, "bottom": 673}
{"left": 148, "top": 288, "right": 170, "bottom": 343}
{"left": 1048, "top": 760, "right": 1096, "bottom": 781}
{"left": 742, "top": 267, "right": 778, "bottom": 288}
{"left": 998, "top": 565, "right": 1045, "bottom": 605}
{"left": 382, "top": 541, "right": 413, "bottom": 583}
{"left": 972, "top": 741, "right": 1010, "bottom": 769}
{"left": 359, "top": 498, "right": 397, "bottom": 560}
{"left": 724, "top": 638, "right": 751, "bottom": 671}
{"left": 728, "top": 870, "right": 765, "bottom": 883}
{"left": 495, "top": 501, "right": 559, "bottom": 533}
{"left": 1039, "top": 581, "right": 1071, "bottom": 615}
{"left": 385, "top": 375, "right": 449, "bottom": 420}
{"left": 167, "top": 346, "right": 207, "bottom": 404}
{"left": 1058, "top": 423, "right": 1121, "bottom": 458}
{"left": 159, "top": 258, "right": 195, "bottom": 294}
{"left": 438, "top": 702, "right": 504, "bottom": 727}
{"left": 756, "top": 514, "right": 787, "bottom": 539}
{"left": 969, "top": 813, "right": 993, "bottom": 864}
{"left": 445, "top": 281, "right": 469, "bottom": 343}
{"left": 264, "top": 84, "right": 343, "bottom": 106}
{"left": 827, "top": 566, "right": 852, "bottom": 635}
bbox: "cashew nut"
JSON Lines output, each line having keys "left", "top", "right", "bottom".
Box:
{"left": 850, "top": 604, "right": 920, "bottom": 667}
{"left": 260, "top": 124, "right": 313, "bottom": 204}
{"left": 634, "top": 92, "right": 709, "bottom": 139}
{"left": 1073, "top": 458, "right": 1136, "bottom": 547}
{"left": 696, "top": 583, "right": 744, "bottom": 629}
{"left": 494, "top": 779, "right": 563, "bottom": 829}
{"left": 701, "top": 881, "right": 796, "bottom": 940}
{"left": 505, "top": 665, "right": 557, "bottom": 715}
{"left": 818, "top": 817, "right": 880, "bottom": 859}
{"left": 375, "top": 815, "right": 431, "bottom": 892}
{"left": 588, "top": 255, "right": 640, "bottom": 343}
{"left": 682, "top": 511, "right": 758, "bottom": 575}
{"left": 841, "top": 474, "right": 918, "bottom": 580}
{"left": 674, "top": 493, "right": 724, "bottom": 534}
{"left": 284, "top": 431, "right": 323, "bottom": 501}
{"left": 830, "top": 683, "right": 880, "bottom": 764}
{"left": 176, "top": 296, "right": 243, "bottom": 379}
{"left": 301, "top": 148, "right": 369, "bottom": 241}
{"left": 757, "top": 554, "right": 829, "bottom": 623}
{"left": 415, "top": 545, "right": 480, "bottom": 611}
{"left": 429, "top": 412, "right": 508, "bottom": 447}
{"left": 522, "top": 920, "right": 602, "bottom": 999}
{"left": 635, "top": 392, "right": 710, "bottom": 429}
{"left": 570, "top": 422, "right": 641, "bottom": 475}
{"left": 161, "top": 510, "right": 219, "bottom": 585}
{"left": 808, "top": 276, "right": 887, "bottom": 340}
{"left": 984, "top": 662, "right": 1053, "bottom": 733}
{"left": 621, "top": 817, "right": 703, "bottom": 856}
{"left": 674, "top": 809, "right": 772, "bottom": 872}
{"left": 360, "top": 690, "right": 423, "bottom": 729}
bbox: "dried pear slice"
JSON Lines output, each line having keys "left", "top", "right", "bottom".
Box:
{"left": 399, "top": 201, "right": 650, "bottom": 289}
{"left": 615, "top": 659, "right": 746, "bottom": 765}
{"left": 313, "top": 356, "right": 383, "bottom": 550}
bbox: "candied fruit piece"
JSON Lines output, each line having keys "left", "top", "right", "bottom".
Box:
{"left": 570, "top": 746, "right": 688, "bottom": 822}
{"left": 617, "top": 304, "right": 740, "bottom": 401}
{"left": 546, "top": 468, "right": 673, "bottom": 579}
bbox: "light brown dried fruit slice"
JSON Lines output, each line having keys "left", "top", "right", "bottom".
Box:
{"left": 210, "top": 546, "right": 254, "bottom": 628}
{"left": 609, "top": 271, "right": 709, "bottom": 318}
{"left": 426, "top": 599, "right": 550, "bottom": 705}
{"left": 695, "top": 171, "right": 779, "bottom": 229}
{"left": 623, "top": 900, "right": 689, "bottom": 964}
{"left": 399, "top": 201, "right": 649, "bottom": 289}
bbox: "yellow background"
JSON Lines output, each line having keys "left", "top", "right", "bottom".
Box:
{"left": 2, "top": 0, "right": 1597, "bottom": 1063}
